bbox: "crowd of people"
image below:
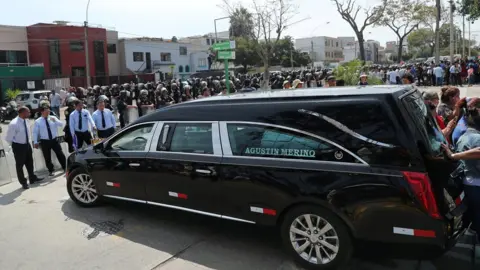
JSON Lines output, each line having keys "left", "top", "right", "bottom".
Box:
{"left": 423, "top": 86, "right": 480, "bottom": 243}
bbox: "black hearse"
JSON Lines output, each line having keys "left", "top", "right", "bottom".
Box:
{"left": 66, "top": 86, "right": 465, "bottom": 270}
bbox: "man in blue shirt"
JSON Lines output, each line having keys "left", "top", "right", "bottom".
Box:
{"left": 69, "top": 100, "right": 96, "bottom": 149}
{"left": 33, "top": 106, "right": 66, "bottom": 176}
{"left": 92, "top": 100, "right": 116, "bottom": 138}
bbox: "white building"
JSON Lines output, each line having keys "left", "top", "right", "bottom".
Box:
{"left": 0, "top": 25, "right": 29, "bottom": 66}
{"left": 342, "top": 39, "right": 381, "bottom": 63}
{"left": 295, "top": 36, "right": 354, "bottom": 63}
{"left": 179, "top": 31, "right": 230, "bottom": 49}
{"left": 118, "top": 38, "right": 210, "bottom": 78}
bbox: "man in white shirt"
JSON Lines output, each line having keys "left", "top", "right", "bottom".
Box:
{"left": 5, "top": 106, "right": 43, "bottom": 189}
{"left": 389, "top": 69, "right": 398, "bottom": 84}
{"left": 69, "top": 100, "right": 96, "bottom": 149}
{"left": 92, "top": 101, "right": 116, "bottom": 138}
{"left": 33, "top": 106, "right": 66, "bottom": 176}
{"left": 49, "top": 90, "right": 62, "bottom": 118}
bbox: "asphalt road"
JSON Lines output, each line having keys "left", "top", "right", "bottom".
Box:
{"left": 0, "top": 86, "right": 479, "bottom": 270}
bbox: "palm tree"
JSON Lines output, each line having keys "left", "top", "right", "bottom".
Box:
{"left": 229, "top": 7, "right": 254, "bottom": 39}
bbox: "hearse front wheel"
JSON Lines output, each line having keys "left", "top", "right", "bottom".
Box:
{"left": 280, "top": 205, "right": 353, "bottom": 270}
{"left": 67, "top": 168, "right": 100, "bottom": 207}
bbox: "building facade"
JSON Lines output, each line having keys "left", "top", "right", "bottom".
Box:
{"left": 118, "top": 38, "right": 209, "bottom": 78}
{"left": 0, "top": 25, "right": 29, "bottom": 66}
{"left": 27, "top": 22, "right": 109, "bottom": 85}
{"left": 295, "top": 36, "right": 354, "bottom": 63}
{"left": 107, "top": 30, "right": 120, "bottom": 76}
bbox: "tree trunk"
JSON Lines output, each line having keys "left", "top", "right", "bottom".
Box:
{"left": 398, "top": 38, "right": 404, "bottom": 62}
{"left": 243, "top": 63, "right": 248, "bottom": 73}
{"left": 434, "top": 0, "right": 441, "bottom": 64}
{"left": 356, "top": 33, "right": 366, "bottom": 64}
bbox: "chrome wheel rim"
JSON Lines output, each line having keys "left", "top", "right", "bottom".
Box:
{"left": 72, "top": 174, "right": 98, "bottom": 204}
{"left": 289, "top": 214, "right": 339, "bottom": 264}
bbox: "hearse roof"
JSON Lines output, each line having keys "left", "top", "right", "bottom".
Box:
{"left": 136, "top": 85, "right": 413, "bottom": 123}
{"left": 187, "top": 85, "right": 410, "bottom": 104}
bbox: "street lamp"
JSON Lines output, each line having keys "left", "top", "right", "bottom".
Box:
{"left": 214, "top": 16, "right": 230, "bottom": 44}
{"left": 84, "top": 0, "right": 91, "bottom": 87}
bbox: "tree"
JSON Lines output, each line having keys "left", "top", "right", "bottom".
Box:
{"left": 223, "top": 0, "right": 300, "bottom": 88}
{"left": 376, "top": 0, "right": 431, "bottom": 61}
{"left": 458, "top": 0, "right": 480, "bottom": 22}
{"left": 171, "top": 36, "right": 178, "bottom": 42}
{"left": 234, "top": 37, "right": 260, "bottom": 72}
{"left": 270, "top": 36, "right": 311, "bottom": 67}
{"left": 229, "top": 7, "right": 255, "bottom": 38}
{"left": 408, "top": 28, "right": 435, "bottom": 56}
{"left": 331, "top": 0, "right": 386, "bottom": 63}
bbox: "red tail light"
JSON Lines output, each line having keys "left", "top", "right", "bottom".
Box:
{"left": 402, "top": 171, "right": 441, "bottom": 219}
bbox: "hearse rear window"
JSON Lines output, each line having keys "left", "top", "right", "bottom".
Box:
{"left": 226, "top": 124, "right": 357, "bottom": 163}
{"left": 401, "top": 90, "right": 446, "bottom": 156}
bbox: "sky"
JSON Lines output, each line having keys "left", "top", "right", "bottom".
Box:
{"left": 4, "top": 0, "right": 480, "bottom": 47}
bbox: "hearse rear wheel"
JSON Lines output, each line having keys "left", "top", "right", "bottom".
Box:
{"left": 280, "top": 205, "right": 353, "bottom": 270}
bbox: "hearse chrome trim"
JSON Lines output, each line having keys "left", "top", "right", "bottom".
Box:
{"left": 149, "top": 122, "right": 165, "bottom": 152}
{"left": 221, "top": 156, "right": 403, "bottom": 177}
{"left": 103, "top": 195, "right": 146, "bottom": 203}
{"left": 103, "top": 195, "right": 256, "bottom": 224}
{"left": 219, "top": 121, "right": 368, "bottom": 165}
{"left": 298, "top": 109, "right": 396, "bottom": 148}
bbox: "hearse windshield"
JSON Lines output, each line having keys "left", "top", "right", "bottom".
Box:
{"left": 401, "top": 90, "right": 446, "bottom": 156}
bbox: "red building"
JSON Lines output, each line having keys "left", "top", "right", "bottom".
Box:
{"left": 27, "top": 23, "right": 109, "bottom": 86}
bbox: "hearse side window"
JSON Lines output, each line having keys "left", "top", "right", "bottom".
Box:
{"left": 167, "top": 123, "right": 214, "bottom": 154}
{"left": 109, "top": 124, "right": 154, "bottom": 151}
{"left": 226, "top": 124, "right": 357, "bottom": 163}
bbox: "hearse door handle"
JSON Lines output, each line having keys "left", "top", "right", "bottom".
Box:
{"left": 129, "top": 163, "right": 141, "bottom": 167}
{"left": 195, "top": 169, "right": 212, "bottom": 175}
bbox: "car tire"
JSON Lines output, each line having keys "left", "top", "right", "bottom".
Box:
{"left": 67, "top": 167, "right": 101, "bottom": 207}
{"left": 280, "top": 205, "right": 353, "bottom": 270}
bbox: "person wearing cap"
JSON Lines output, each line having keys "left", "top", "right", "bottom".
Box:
{"left": 358, "top": 74, "right": 368, "bottom": 86}
{"left": 32, "top": 106, "right": 66, "bottom": 176}
{"left": 283, "top": 80, "right": 291, "bottom": 89}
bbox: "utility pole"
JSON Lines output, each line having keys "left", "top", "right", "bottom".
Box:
{"left": 311, "top": 40, "right": 315, "bottom": 66}
{"left": 84, "top": 21, "right": 90, "bottom": 87}
{"left": 469, "top": 20, "right": 471, "bottom": 57}
{"left": 84, "top": 0, "right": 91, "bottom": 88}
{"left": 449, "top": 0, "right": 454, "bottom": 63}
{"left": 463, "top": 14, "right": 466, "bottom": 58}
{"left": 290, "top": 48, "right": 294, "bottom": 69}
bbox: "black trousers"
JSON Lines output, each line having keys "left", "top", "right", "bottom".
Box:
{"left": 75, "top": 131, "right": 92, "bottom": 149}
{"left": 119, "top": 111, "right": 125, "bottom": 128}
{"left": 40, "top": 139, "right": 66, "bottom": 172}
{"left": 12, "top": 142, "right": 35, "bottom": 185}
{"left": 97, "top": 127, "right": 115, "bottom": 138}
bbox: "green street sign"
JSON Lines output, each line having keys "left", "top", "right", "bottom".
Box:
{"left": 218, "top": 51, "right": 236, "bottom": 60}
{"left": 212, "top": 40, "right": 236, "bottom": 51}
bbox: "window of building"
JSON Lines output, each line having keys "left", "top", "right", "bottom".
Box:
{"left": 71, "top": 67, "right": 86, "bottom": 77}
{"left": 70, "top": 41, "right": 84, "bottom": 51}
{"left": 336, "top": 41, "right": 339, "bottom": 47}
{"left": 0, "top": 51, "right": 7, "bottom": 63}
{"left": 185, "top": 65, "right": 190, "bottom": 73}
{"left": 178, "top": 65, "right": 183, "bottom": 73}
{"left": 325, "top": 39, "right": 328, "bottom": 46}
{"left": 198, "top": 58, "right": 207, "bottom": 67}
{"left": 226, "top": 123, "right": 357, "bottom": 162}
{"left": 49, "top": 40, "right": 61, "bottom": 76}
{"left": 161, "top": 53, "right": 171, "bottom": 62}
{"left": 207, "top": 39, "right": 211, "bottom": 45}
{"left": 133, "top": 52, "right": 144, "bottom": 62}
{"left": 107, "top": 44, "right": 117, "bottom": 54}
{"left": 110, "top": 124, "right": 155, "bottom": 151}
{"left": 167, "top": 123, "right": 213, "bottom": 154}
{"left": 179, "top": 46, "right": 188, "bottom": 55}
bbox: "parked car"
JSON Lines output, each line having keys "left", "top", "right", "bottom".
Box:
{"left": 66, "top": 86, "right": 466, "bottom": 270}
{"left": 15, "top": 90, "right": 52, "bottom": 117}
